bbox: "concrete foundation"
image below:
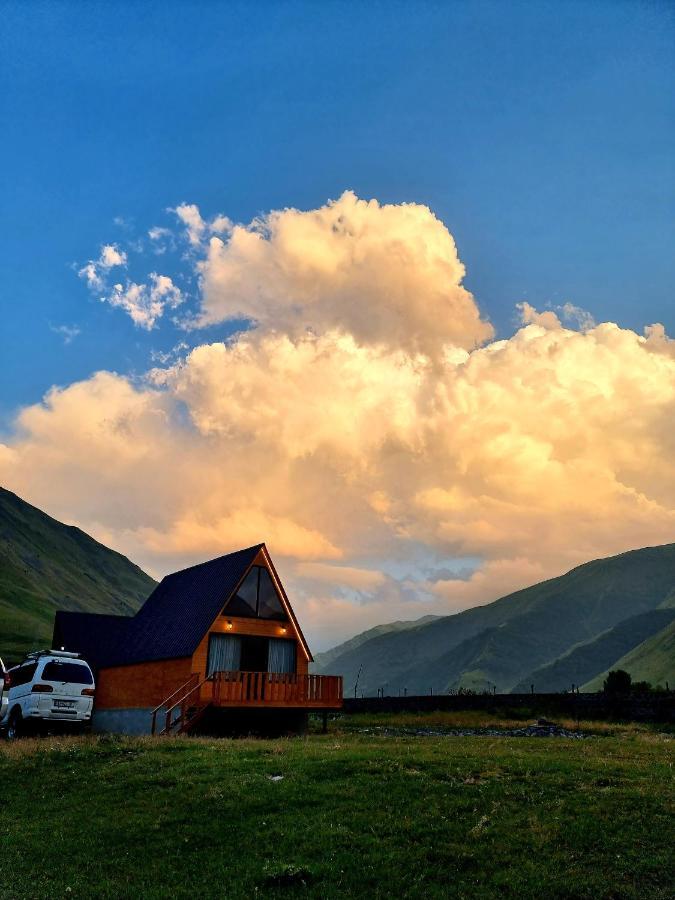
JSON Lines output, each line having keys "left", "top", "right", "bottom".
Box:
{"left": 92, "top": 707, "right": 155, "bottom": 735}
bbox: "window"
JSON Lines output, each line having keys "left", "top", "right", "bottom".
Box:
{"left": 227, "top": 568, "right": 259, "bottom": 617}
{"left": 9, "top": 663, "right": 37, "bottom": 687}
{"left": 224, "top": 566, "right": 288, "bottom": 621}
{"left": 207, "top": 634, "right": 241, "bottom": 676}
{"left": 41, "top": 661, "right": 94, "bottom": 685}
{"left": 268, "top": 639, "right": 296, "bottom": 674}
{"left": 257, "top": 568, "right": 285, "bottom": 619}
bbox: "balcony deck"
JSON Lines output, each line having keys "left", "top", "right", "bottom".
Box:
{"left": 201, "top": 670, "right": 343, "bottom": 709}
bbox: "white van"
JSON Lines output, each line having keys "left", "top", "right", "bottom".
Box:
{"left": 2, "top": 650, "right": 95, "bottom": 739}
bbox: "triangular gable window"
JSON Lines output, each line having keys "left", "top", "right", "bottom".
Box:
{"left": 224, "top": 566, "right": 288, "bottom": 621}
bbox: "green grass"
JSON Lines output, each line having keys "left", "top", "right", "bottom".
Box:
{"left": 1, "top": 716, "right": 673, "bottom": 899}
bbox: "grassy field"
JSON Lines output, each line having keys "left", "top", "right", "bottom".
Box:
{"left": 0, "top": 714, "right": 672, "bottom": 899}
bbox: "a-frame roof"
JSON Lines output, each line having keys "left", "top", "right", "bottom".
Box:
{"left": 54, "top": 543, "right": 313, "bottom": 669}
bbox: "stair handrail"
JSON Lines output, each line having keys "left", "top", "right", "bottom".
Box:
{"left": 161, "top": 674, "right": 213, "bottom": 736}
{"left": 151, "top": 673, "right": 199, "bottom": 735}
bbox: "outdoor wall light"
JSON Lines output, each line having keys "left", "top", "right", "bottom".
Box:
{"left": 226, "top": 620, "right": 233, "bottom": 630}
{"left": 280, "top": 625, "right": 287, "bottom": 634}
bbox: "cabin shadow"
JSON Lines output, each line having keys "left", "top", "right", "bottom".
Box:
{"left": 194, "top": 706, "right": 310, "bottom": 738}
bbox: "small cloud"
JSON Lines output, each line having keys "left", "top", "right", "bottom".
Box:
{"left": 516, "top": 301, "right": 595, "bottom": 333}
{"left": 50, "top": 324, "right": 81, "bottom": 345}
{"left": 78, "top": 244, "right": 127, "bottom": 291}
{"left": 105, "top": 273, "right": 183, "bottom": 330}
{"left": 172, "top": 203, "right": 232, "bottom": 248}
{"left": 149, "top": 340, "right": 190, "bottom": 366}
{"left": 516, "top": 302, "right": 561, "bottom": 330}
{"left": 558, "top": 302, "right": 595, "bottom": 332}
{"left": 173, "top": 203, "right": 206, "bottom": 247}
{"left": 148, "top": 226, "right": 175, "bottom": 255}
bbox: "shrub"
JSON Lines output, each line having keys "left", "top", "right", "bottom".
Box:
{"left": 603, "top": 670, "right": 632, "bottom": 695}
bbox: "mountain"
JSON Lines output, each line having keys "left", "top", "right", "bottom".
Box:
{"left": 511, "top": 609, "right": 675, "bottom": 693}
{"left": 312, "top": 615, "right": 441, "bottom": 672}
{"left": 0, "top": 487, "right": 156, "bottom": 663}
{"left": 314, "top": 543, "right": 675, "bottom": 695}
{"left": 582, "top": 619, "right": 675, "bottom": 690}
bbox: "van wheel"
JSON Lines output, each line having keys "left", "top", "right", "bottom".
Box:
{"left": 6, "top": 708, "right": 23, "bottom": 740}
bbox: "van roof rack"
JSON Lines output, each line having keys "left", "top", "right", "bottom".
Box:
{"left": 22, "top": 649, "right": 81, "bottom": 661}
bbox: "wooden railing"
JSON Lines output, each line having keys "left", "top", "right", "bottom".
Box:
{"left": 206, "top": 671, "right": 343, "bottom": 708}
{"left": 151, "top": 673, "right": 212, "bottom": 736}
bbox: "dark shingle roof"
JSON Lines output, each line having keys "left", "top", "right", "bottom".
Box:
{"left": 54, "top": 543, "right": 263, "bottom": 669}
{"left": 53, "top": 612, "right": 132, "bottom": 671}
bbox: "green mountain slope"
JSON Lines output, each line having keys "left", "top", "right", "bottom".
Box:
{"left": 582, "top": 619, "right": 675, "bottom": 690}
{"left": 312, "top": 615, "right": 441, "bottom": 673}
{"left": 512, "top": 609, "right": 675, "bottom": 693}
{"left": 0, "top": 487, "right": 156, "bottom": 662}
{"left": 314, "top": 544, "right": 675, "bottom": 695}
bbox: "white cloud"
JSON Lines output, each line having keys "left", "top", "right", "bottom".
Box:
{"left": 172, "top": 203, "right": 232, "bottom": 248}
{"left": 50, "top": 324, "right": 81, "bottom": 345}
{"left": 517, "top": 301, "right": 561, "bottom": 330}
{"left": 7, "top": 193, "right": 675, "bottom": 647}
{"left": 559, "top": 301, "right": 596, "bottom": 332}
{"left": 195, "top": 191, "right": 494, "bottom": 356}
{"left": 107, "top": 274, "right": 183, "bottom": 330}
{"left": 78, "top": 244, "right": 127, "bottom": 290}
{"left": 148, "top": 226, "right": 174, "bottom": 255}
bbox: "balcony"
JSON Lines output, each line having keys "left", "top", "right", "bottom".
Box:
{"left": 152, "top": 670, "right": 343, "bottom": 736}
{"left": 204, "top": 670, "right": 343, "bottom": 709}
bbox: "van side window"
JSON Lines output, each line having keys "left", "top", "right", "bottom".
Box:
{"left": 10, "top": 663, "right": 37, "bottom": 687}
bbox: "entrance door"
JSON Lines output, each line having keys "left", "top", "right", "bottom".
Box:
{"left": 239, "top": 636, "right": 268, "bottom": 672}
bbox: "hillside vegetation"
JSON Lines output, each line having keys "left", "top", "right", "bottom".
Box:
{"left": 315, "top": 544, "right": 675, "bottom": 695}
{"left": 0, "top": 487, "right": 156, "bottom": 662}
{"left": 583, "top": 618, "right": 675, "bottom": 691}
{"left": 512, "top": 609, "right": 675, "bottom": 693}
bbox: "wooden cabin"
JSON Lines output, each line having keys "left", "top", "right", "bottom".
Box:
{"left": 53, "top": 543, "right": 343, "bottom": 735}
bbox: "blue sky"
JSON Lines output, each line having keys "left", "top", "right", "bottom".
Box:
{"left": 2, "top": 0, "right": 673, "bottom": 423}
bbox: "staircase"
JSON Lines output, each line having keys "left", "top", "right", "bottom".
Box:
{"left": 151, "top": 674, "right": 210, "bottom": 736}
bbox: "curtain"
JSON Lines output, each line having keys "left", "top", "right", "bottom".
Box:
{"left": 268, "top": 639, "right": 296, "bottom": 674}
{"left": 207, "top": 635, "right": 242, "bottom": 676}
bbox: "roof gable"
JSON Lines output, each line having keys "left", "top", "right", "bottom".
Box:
{"left": 55, "top": 543, "right": 313, "bottom": 668}
{"left": 118, "top": 544, "right": 264, "bottom": 664}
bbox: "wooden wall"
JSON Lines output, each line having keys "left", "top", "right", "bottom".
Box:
{"left": 191, "top": 616, "right": 309, "bottom": 679}
{"left": 95, "top": 657, "right": 192, "bottom": 709}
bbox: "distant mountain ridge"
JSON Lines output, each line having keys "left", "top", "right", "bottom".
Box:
{"left": 314, "top": 544, "right": 675, "bottom": 695}
{"left": 0, "top": 487, "right": 156, "bottom": 662}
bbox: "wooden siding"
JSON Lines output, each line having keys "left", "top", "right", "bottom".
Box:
{"left": 95, "top": 657, "right": 192, "bottom": 709}
{"left": 191, "top": 616, "right": 309, "bottom": 678}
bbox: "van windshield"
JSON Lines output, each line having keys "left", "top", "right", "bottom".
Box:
{"left": 41, "top": 661, "right": 93, "bottom": 685}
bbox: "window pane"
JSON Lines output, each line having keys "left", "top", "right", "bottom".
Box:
{"left": 10, "top": 663, "right": 37, "bottom": 687}
{"left": 268, "top": 639, "right": 296, "bottom": 673}
{"left": 257, "top": 568, "right": 286, "bottom": 620}
{"left": 226, "top": 567, "right": 259, "bottom": 617}
{"left": 207, "top": 635, "right": 241, "bottom": 675}
{"left": 41, "top": 662, "right": 93, "bottom": 685}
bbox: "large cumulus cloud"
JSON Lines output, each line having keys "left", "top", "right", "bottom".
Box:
{"left": 2, "top": 192, "right": 674, "bottom": 647}
{"left": 195, "top": 191, "right": 494, "bottom": 356}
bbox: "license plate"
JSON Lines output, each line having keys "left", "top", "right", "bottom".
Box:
{"left": 54, "top": 700, "right": 74, "bottom": 708}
